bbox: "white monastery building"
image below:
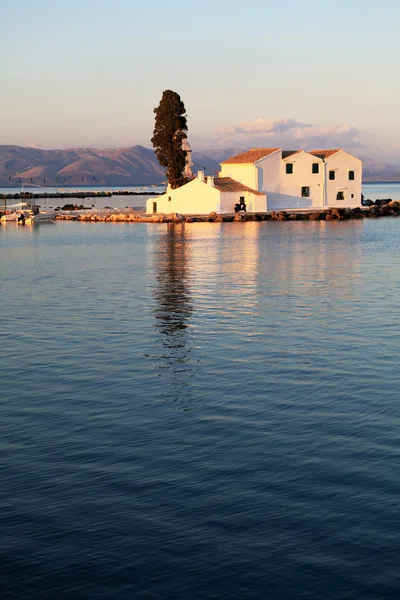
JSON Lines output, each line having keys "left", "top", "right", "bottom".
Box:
{"left": 147, "top": 172, "right": 266, "bottom": 215}
{"left": 147, "top": 146, "right": 362, "bottom": 214}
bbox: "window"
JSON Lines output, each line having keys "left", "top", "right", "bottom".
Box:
{"left": 240, "top": 196, "right": 245, "bottom": 202}
{"left": 329, "top": 170, "right": 335, "bottom": 180}
{"left": 286, "top": 163, "right": 293, "bottom": 174}
{"left": 312, "top": 163, "right": 319, "bottom": 174}
{"left": 351, "top": 193, "right": 354, "bottom": 198}
{"left": 301, "top": 186, "right": 310, "bottom": 197}
{"left": 168, "top": 196, "right": 171, "bottom": 202}
{"left": 336, "top": 191, "right": 345, "bottom": 200}
{"left": 349, "top": 170, "right": 355, "bottom": 180}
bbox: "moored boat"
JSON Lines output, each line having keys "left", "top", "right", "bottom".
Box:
{"left": 1, "top": 213, "right": 20, "bottom": 222}
{"left": 1, "top": 202, "right": 29, "bottom": 222}
{"left": 25, "top": 211, "right": 56, "bottom": 224}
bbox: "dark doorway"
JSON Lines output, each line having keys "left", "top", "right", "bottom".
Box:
{"left": 153, "top": 202, "right": 157, "bottom": 214}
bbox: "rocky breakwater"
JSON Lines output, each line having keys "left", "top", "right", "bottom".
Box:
{"left": 55, "top": 202, "right": 400, "bottom": 224}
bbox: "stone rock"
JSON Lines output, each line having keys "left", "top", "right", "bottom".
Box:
{"left": 277, "top": 212, "right": 288, "bottom": 220}
{"left": 375, "top": 198, "right": 392, "bottom": 207}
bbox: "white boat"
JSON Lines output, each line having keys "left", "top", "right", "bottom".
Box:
{"left": 1, "top": 202, "right": 29, "bottom": 222}
{"left": 25, "top": 211, "right": 56, "bottom": 224}
{"left": 1, "top": 213, "right": 20, "bottom": 221}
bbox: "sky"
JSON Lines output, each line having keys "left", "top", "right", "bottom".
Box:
{"left": 1, "top": 0, "right": 399, "bottom": 161}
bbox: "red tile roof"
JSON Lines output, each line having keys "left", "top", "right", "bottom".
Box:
{"left": 206, "top": 177, "right": 265, "bottom": 196}
{"left": 221, "top": 148, "right": 281, "bottom": 164}
{"left": 282, "top": 150, "right": 302, "bottom": 159}
{"left": 309, "top": 149, "right": 342, "bottom": 160}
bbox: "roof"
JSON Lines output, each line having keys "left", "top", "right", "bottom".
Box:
{"left": 282, "top": 150, "right": 302, "bottom": 160}
{"left": 309, "top": 149, "right": 342, "bottom": 160}
{"left": 221, "top": 148, "right": 280, "bottom": 164}
{"left": 206, "top": 176, "right": 265, "bottom": 196}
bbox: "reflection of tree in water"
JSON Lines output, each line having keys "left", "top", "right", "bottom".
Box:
{"left": 152, "top": 224, "right": 196, "bottom": 404}
{"left": 154, "top": 224, "right": 192, "bottom": 339}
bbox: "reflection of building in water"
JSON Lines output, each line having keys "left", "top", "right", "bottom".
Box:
{"left": 150, "top": 222, "right": 261, "bottom": 399}
{"left": 183, "top": 222, "right": 261, "bottom": 322}
{"left": 263, "top": 220, "right": 363, "bottom": 304}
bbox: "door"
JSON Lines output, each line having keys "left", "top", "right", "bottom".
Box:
{"left": 153, "top": 202, "right": 157, "bottom": 214}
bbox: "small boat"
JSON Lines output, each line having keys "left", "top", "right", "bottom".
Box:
{"left": 14, "top": 205, "right": 56, "bottom": 225}
{"left": 25, "top": 211, "right": 56, "bottom": 224}
{"left": 1, "top": 201, "right": 29, "bottom": 222}
{"left": 1, "top": 212, "right": 20, "bottom": 222}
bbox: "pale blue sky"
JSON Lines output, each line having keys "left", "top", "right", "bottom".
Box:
{"left": 1, "top": 0, "right": 399, "bottom": 159}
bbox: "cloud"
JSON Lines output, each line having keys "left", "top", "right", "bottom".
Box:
{"left": 291, "top": 124, "right": 364, "bottom": 149}
{"left": 196, "top": 118, "right": 366, "bottom": 153}
{"left": 216, "top": 118, "right": 312, "bottom": 135}
{"left": 24, "top": 141, "right": 45, "bottom": 149}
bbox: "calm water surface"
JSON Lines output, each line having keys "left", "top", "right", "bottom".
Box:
{"left": 1, "top": 220, "right": 399, "bottom": 599}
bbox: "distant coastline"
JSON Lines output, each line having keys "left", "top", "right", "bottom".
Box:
{"left": 1, "top": 145, "right": 400, "bottom": 187}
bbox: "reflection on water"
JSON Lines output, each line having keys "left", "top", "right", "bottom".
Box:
{"left": 261, "top": 221, "right": 364, "bottom": 303}
{"left": 153, "top": 224, "right": 192, "bottom": 337}
{"left": 151, "top": 224, "right": 196, "bottom": 404}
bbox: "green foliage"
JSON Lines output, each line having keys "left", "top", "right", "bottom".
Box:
{"left": 151, "top": 90, "right": 188, "bottom": 189}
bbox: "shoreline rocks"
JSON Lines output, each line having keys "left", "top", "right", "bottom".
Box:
{"left": 54, "top": 202, "right": 400, "bottom": 224}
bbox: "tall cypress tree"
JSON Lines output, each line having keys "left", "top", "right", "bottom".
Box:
{"left": 151, "top": 90, "right": 188, "bottom": 189}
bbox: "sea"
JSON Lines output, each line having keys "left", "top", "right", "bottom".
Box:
{"left": 1, "top": 182, "right": 399, "bottom": 211}
{"left": 1, "top": 217, "right": 400, "bottom": 599}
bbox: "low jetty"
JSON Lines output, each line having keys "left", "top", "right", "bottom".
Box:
{"left": 0, "top": 190, "right": 160, "bottom": 202}
{"left": 55, "top": 202, "right": 400, "bottom": 223}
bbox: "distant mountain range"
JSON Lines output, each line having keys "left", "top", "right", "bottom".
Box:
{"left": 0, "top": 144, "right": 399, "bottom": 186}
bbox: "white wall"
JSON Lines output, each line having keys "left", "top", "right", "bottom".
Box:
{"left": 146, "top": 178, "right": 267, "bottom": 215}
{"left": 219, "top": 151, "right": 282, "bottom": 196}
{"left": 323, "top": 151, "right": 362, "bottom": 208}
{"left": 219, "top": 163, "right": 258, "bottom": 189}
{"left": 219, "top": 191, "right": 267, "bottom": 213}
{"left": 146, "top": 178, "right": 220, "bottom": 215}
{"left": 280, "top": 152, "right": 324, "bottom": 208}
{"left": 267, "top": 193, "right": 313, "bottom": 210}
{"left": 256, "top": 151, "right": 282, "bottom": 193}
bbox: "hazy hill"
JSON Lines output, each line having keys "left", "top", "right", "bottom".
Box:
{"left": 358, "top": 156, "right": 400, "bottom": 183}
{"left": 0, "top": 145, "right": 399, "bottom": 186}
{"left": 0, "top": 145, "right": 165, "bottom": 186}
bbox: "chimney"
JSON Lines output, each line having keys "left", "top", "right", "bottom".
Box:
{"left": 197, "top": 171, "right": 205, "bottom": 182}
{"left": 207, "top": 176, "right": 214, "bottom": 187}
